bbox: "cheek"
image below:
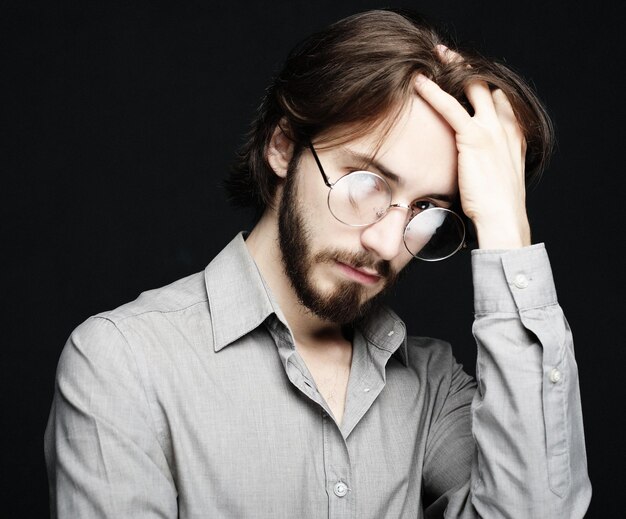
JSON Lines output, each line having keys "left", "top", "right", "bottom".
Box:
{"left": 294, "top": 166, "right": 331, "bottom": 221}
{"left": 299, "top": 187, "right": 350, "bottom": 241}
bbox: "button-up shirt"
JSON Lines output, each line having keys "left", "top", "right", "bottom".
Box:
{"left": 45, "top": 233, "right": 591, "bottom": 518}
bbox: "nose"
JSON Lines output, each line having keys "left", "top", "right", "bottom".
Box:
{"left": 360, "top": 205, "right": 410, "bottom": 261}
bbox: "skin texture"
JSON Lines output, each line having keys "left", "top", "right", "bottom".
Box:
{"left": 415, "top": 46, "right": 530, "bottom": 249}
{"left": 277, "top": 164, "right": 398, "bottom": 325}
{"left": 247, "top": 93, "right": 459, "bottom": 335}
{"left": 246, "top": 94, "right": 460, "bottom": 424}
{"left": 245, "top": 49, "right": 529, "bottom": 423}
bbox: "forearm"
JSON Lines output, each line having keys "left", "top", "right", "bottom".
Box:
{"left": 469, "top": 244, "right": 591, "bottom": 517}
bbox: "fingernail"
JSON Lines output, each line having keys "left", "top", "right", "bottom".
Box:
{"left": 435, "top": 44, "right": 449, "bottom": 56}
{"left": 415, "top": 74, "right": 428, "bottom": 85}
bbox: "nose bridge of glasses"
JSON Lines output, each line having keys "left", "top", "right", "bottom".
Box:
{"left": 364, "top": 202, "right": 409, "bottom": 260}
{"left": 374, "top": 203, "right": 414, "bottom": 236}
{"left": 388, "top": 202, "right": 411, "bottom": 212}
{"left": 383, "top": 202, "right": 413, "bottom": 222}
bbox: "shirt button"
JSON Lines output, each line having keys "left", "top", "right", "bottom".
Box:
{"left": 513, "top": 273, "right": 529, "bottom": 289}
{"left": 333, "top": 481, "right": 349, "bottom": 497}
{"left": 549, "top": 368, "right": 562, "bottom": 383}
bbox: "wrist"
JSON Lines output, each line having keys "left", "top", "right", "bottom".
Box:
{"left": 473, "top": 215, "right": 531, "bottom": 250}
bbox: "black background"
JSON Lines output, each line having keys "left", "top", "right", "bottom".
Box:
{"left": 3, "top": 1, "right": 624, "bottom": 517}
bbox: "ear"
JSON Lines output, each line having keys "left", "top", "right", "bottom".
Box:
{"left": 266, "top": 120, "right": 294, "bottom": 179}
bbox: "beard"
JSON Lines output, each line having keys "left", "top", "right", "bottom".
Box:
{"left": 277, "top": 167, "right": 399, "bottom": 324}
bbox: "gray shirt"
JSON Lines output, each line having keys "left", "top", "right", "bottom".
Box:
{"left": 45, "top": 233, "right": 591, "bottom": 518}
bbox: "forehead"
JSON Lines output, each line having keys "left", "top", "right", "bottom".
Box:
{"left": 322, "top": 94, "right": 458, "bottom": 193}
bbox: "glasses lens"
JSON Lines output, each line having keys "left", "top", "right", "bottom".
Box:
{"left": 404, "top": 208, "right": 465, "bottom": 261}
{"left": 328, "top": 172, "right": 391, "bottom": 226}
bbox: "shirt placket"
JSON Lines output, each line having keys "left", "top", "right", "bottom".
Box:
{"left": 265, "top": 314, "right": 405, "bottom": 519}
{"left": 266, "top": 317, "right": 357, "bottom": 518}
{"left": 322, "top": 410, "right": 354, "bottom": 519}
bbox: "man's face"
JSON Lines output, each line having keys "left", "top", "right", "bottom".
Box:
{"left": 277, "top": 94, "right": 458, "bottom": 324}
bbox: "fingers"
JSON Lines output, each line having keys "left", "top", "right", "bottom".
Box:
{"left": 435, "top": 44, "right": 462, "bottom": 64}
{"left": 466, "top": 81, "right": 498, "bottom": 119}
{"left": 414, "top": 74, "right": 471, "bottom": 132}
{"left": 433, "top": 45, "right": 497, "bottom": 120}
{"left": 420, "top": 45, "right": 526, "bottom": 166}
{"left": 491, "top": 88, "right": 517, "bottom": 127}
{"left": 492, "top": 88, "right": 527, "bottom": 166}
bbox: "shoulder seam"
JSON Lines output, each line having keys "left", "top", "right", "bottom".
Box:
{"left": 100, "top": 299, "right": 209, "bottom": 324}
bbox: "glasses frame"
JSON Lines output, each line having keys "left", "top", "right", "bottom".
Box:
{"left": 307, "top": 142, "right": 467, "bottom": 261}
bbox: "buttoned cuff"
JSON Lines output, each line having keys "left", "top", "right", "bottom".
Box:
{"left": 472, "top": 243, "right": 558, "bottom": 314}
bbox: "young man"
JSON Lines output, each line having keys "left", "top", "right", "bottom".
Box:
{"left": 45, "top": 9, "right": 591, "bottom": 518}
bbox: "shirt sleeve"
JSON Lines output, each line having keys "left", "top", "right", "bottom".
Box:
{"left": 44, "top": 316, "right": 178, "bottom": 518}
{"left": 426, "top": 243, "right": 591, "bottom": 518}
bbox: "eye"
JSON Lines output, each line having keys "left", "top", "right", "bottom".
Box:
{"left": 349, "top": 170, "right": 383, "bottom": 188}
{"left": 411, "top": 200, "right": 437, "bottom": 213}
{"left": 345, "top": 171, "right": 386, "bottom": 198}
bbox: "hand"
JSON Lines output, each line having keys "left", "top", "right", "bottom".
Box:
{"left": 414, "top": 48, "right": 531, "bottom": 249}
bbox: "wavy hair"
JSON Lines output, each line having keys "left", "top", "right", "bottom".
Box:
{"left": 226, "top": 9, "right": 554, "bottom": 217}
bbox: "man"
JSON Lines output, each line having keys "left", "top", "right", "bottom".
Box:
{"left": 45, "top": 9, "right": 591, "bottom": 518}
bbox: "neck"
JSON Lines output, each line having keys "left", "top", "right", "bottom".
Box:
{"left": 245, "top": 211, "right": 346, "bottom": 346}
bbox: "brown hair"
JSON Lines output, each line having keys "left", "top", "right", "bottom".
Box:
{"left": 226, "top": 8, "right": 554, "bottom": 216}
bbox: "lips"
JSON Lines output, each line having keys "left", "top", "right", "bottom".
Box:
{"left": 335, "top": 261, "right": 382, "bottom": 285}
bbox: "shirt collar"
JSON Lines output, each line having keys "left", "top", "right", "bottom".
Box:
{"left": 204, "top": 232, "right": 408, "bottom": 365}
{"left": 204, "top": 232, "right": 282, "bottom": 352}
{"left": 355, "top": 304, "right": 408, "bottom": 366}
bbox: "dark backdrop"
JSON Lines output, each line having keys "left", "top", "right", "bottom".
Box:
{"left": 3, "top": 1, "right": 624, "bottom": 517}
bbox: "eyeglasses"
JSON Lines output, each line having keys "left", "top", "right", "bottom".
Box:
{"left": 308, "top": 143, "right": 466, "bottom": 261}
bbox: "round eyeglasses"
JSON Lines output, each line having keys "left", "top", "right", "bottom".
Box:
{"left": 309, "top": 143, "right": 466, "bottom": 261}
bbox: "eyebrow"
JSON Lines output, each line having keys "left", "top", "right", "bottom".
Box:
{"left": 342, "top": 149, "right": 458, "bottom": 204}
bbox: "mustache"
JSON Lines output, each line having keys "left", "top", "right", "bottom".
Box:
{"left": 313, "top": 249, "right": 394, "bottom": 279}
